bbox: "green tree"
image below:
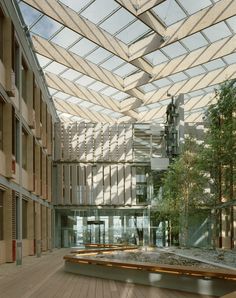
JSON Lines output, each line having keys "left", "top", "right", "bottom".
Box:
{"left": 160, "top": 138, "right": 211, "bottom": 247}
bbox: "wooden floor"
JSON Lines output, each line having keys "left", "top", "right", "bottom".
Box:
{"left": 0, "top": 249, "right": 216, "bottom": 298}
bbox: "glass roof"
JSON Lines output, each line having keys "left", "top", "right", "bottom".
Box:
{"left": 18, "top": 0, "right": 236, "bottom": 123}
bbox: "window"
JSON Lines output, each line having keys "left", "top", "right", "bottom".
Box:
{"left": 22, "top": 199, "right": 27, "bottom": 239}
{"left": 21, "top": 58, "right": 28, "bottom": 102}
{"left": 0, "top": 190, "right": 3, "bottom": 240}
{"left": 0, "top": 98, "right": 3, "bottom": 150}
{"left": 14, "top": 118, "right": 20, "bottom": 163}
{"left": 13, "top": 41, "right": 20, "bottom": 89}
{"left": 22, "top": 128, "right": 28, "bottom": 170}
{"left": 0, "top": 8, "right": 4, "bottom": 62}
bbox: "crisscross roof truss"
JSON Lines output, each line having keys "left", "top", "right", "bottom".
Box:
{"left": 18, "top": 0, "right": 236, "bottom": 123}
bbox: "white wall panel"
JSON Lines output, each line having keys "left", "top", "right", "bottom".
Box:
{"left": 104, "top": 165, "right": 111, "bottom": 205}
{"left": 118, "top": 165, "right": 124, "bottom": 205}
{"left": 78, "top": 165, "right": 86, "bottom": 204}
{"left": 103, "top": 124, "right": 110, "bottom": 161}
{"left": 63, "top": 125, "right": 70, "bottom": 160}
{"left": 94, "top": 124, "right": 102, "bottom": 161}
{"left": 71, "top": 164, "right": 78, "bottom": 204}
{"left": 95, "top": 165, "right": 103, "bottom": 205}
{"left": 78, "top": 122, "right": 86, "bottom": 161}
{"left": 118, "top": 125, "right": 125, "bottom": 161}
{"left": 86, "top": 165, "right": 92, "bottom": 205}
{"left": 86, "top": 125, "right": 94, "bottom": 161}
{"left": 54, "top": 122, "right": 62, "bottom": 160}
{"left": 64, "top": 165, "right": 70, "bottom": 204}
{"left": 124, "top": 165, "right": 132, "bottom": 205}
{"left": 125, "top": 124, "right": 133, "bottom": 161}
{"left": 111, "top": 165, "right": 118, "bottom": 204}
{"left": 110, "top": 125, "right": 118, "bottom": 161}
{"left": 131, "top": 167, "right": 136, "bottom": 205}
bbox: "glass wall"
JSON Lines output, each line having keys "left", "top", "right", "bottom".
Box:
{"left": 55, "top": 207, "right": 150, "bottom": 248}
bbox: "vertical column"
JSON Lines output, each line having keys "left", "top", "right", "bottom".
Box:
{"left": 78, "top": 122, "right": 86, "bottom": 161}
{"left": 47, "top": 158, "right": 52, "bottom": 202}
{"left": 4, "top": 189, "right": 13, "bottom": 262}
{"left": 94, "top": 124, "right": 102, "bottom": 161}
{"left": 125, "top": 124, "right": 133, "bottom": 161}
{"left": 118, "top": 125, "right": 125, "bottom": 161}
{"left": 3, "top": 103, "right": 12, "bottom": 178}
{"left": 108, "top": 216, "right": 114, "bottom": 244}
{"left": 63, "top": 125, "right": 70, "bottom": 160}
{"left": 118, "top": 165, "right": 124, "bottom": 205}
{"left": 27, "top": 134, "right": 33, "bottom": 192}
{"left": 131, "top": 167, "right": 136, "bottom": 205}
{"left": 104, "top": 165, "right": 111, "bottom": 205}
{"left": 233, "top": 206, "right": 236, "bottom": 249}
{"left": 86, "top": 125, "right": 93, "bottom": 161}
{"left": 103, "top": 124, "right": 109, "bottom": 161}
{"left": 46, "top": 110, "right": 52, "bottom": 156}
{"left": 56, "top": 164, "right": 63, "bottom": 205}
{"left": 96, "top": 164, "right": 104, "bottom": 205}
{"left": 86, "top": 165, "right": 92, "bottom": 205}
{"left": 110, "top": 124, "right": 117, "bottom": 161}
{"left": 41, "top": 205, "right": 47, "bottom": 251}
{"left": 92, "top": 166, "right": 97, "bottom": 205}
{"left": 41, "top": 101, "right": 47, "bottom": 148}
{"left": 35, "top": 144, "right": 41, "bottom": 196}
{"left": 78, "top": 165, "right": 85, "bottom": 204}
{"left": 42, "top": 153, "right": 47, "bottom": 199}
{"left": 54, "top": 122, "right": 61, "bottom": 160}
{"left": 35, "top": 202, "right": 41, "bottom": 256}
{"left": 124, "top": 165, "right": 132, "bottom": 205}
{"left": 27, "top": 70, "right": 34, "bottom": 128}
{"left": 70, "top": 122, "right": 77, "bottom": 161}
{"left": 34, "top": 88, "right": 41, "bottom": 139}
{"left": 47, "top": 208, "right": 52, "bottom": 251}
{"left": 27, "top": 200, "right": 34, "bottom": 255}
{"left": 64, "top": 165, "right": 70, "bottom": 205}
{"left": 71, "top": 164, "right": 78, "bottom": 204}
{"left": 222, "top": 208, "right": 231, "bottom": 249}
{"left": 111, "top": 165, "right": 118, "bottom": 205}
{"left": 4, "top": 18, "right": 14, "bottom": 96}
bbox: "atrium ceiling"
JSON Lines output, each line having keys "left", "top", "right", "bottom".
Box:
{"left": 17, "top": 0, "right": 236, "bottom": 124}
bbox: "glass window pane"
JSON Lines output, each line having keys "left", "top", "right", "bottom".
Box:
{"left": 99, "top": 8, "right": 135, "bottom": 35}
{"left": 168, "top": 72, "right": 188, "bottom": 82}
{"left": 75, "top": 75, "right": 96, "bottom": 86}
{"left": 139, "top": 83, "right": 157, "bottom": 93}
{"left": 44, "top": 62, "right": 68, "bottom": 75}
{"left": 81, "top": 0, "right": 119, "bottom": 24}
{"left": 59, "top": 0, "right": 93, "bottom": 12}
{"left": 153, "top": 78, "right": 172, "bottom": 88}
{"left": 51, "top": 27, "right": 81, "bottom": 48}
{"left": 60, "top": 69, "right": 83, "bottom": 81}
{"left": 115, "top": 20, "right": 150, "bottom": 44}
{"left": 67, "top": 96, "right": 83, "bottom": 104}
{"left": 223, "top": 52, "right": 236, "bottom": 64}
{"left": 178, "top": 0, "right": 212, "bottom": 15}
{"left": 162, "top": 42, "right": 187, "bottom": 58}
{"left": 88, "top": 81, "right": 108, "bottom": 91}
{"left": 202, "top": 22, "right": 232, "bottom": 42}
{"left": 19, "top": 2, "right": 42, "bottom": 27}
{"left": 181, "top": 32, "right": 208, "bottom": 51}
{"left": 111, "top": 92, "right": 129, "bottom": 101}
{"left": 185, "top": 65, "right": 206, "bottom": 77}
{"left": 100, "top": 86, "right": 118, "bottom": 96}
{"left": 144, "top": 50, "right": 169, "bottom": 65}
{"left": 36, "top": 54, "right": 52, "bottom": 68}
{"left": 152, "top": 1, "right": 187, "bottom": 26}
{"left": 113, "top": 63, "right": 138, "bottom": 77}
{"left": 226, "top": 16, "right": 236, "bottom": 33}
{"left": 100, "top": 56, "right": 124, "bottom": 71}
{"left": 203, "top": 58, "right": 225, "bottom": 71}
{"left": 31, "top": 16, "right": 62, "bottom": 39}
{"left": 55, "top": 91, "right": 70, "bottom": 100}
{"left": 70, "top": 38, "right": 98, "bottom": 57}
{"left": 86, "top": 47, "right": 112, "bottom": 64}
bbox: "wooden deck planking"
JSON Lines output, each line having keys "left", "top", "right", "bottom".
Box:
{"left": 0, "top": 249, "right": 217, "bottom": 298}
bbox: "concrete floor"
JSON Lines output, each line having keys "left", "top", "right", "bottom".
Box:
{"left": 0, "top": 248, "right": 217, "bottom": 298}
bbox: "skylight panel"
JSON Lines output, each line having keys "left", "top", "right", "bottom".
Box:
{"left": 36, "top": 54, "right": 52, "bottom": 68}
{"left": 144, "top": 50, "right": 169, "bottom": 66}
{"left": 55, "top": 92, "right": 70, "bottom": 100}
{"left": 111, "top": 92, "right": 129, "bottom": 101}
{"left": 146, "top": 102, "right": 162, "bottom": 109}
{"left": 59, "top": 0, "right": 93, "bottom": 12}
{"left": 80, "top": 0, "right": 119, "bottom": 24}
{"left": 185, "top": 65, "right": 206, "bottom": 77}
{"left": 31, "top": 16, "right": 62, "bottom": 39}
{"left": 181, "top": 32, "right": 208, "bottom": 51}
{"left": 60, "top": 69, "right": 83, "bottom": 81}
{"left": 91, "top": 105, "right": 104, "bottom": 112}
{"left": 67, "top": 96, "right": 83, "bottom": 104}
{"left": 85, "top": 47, "right": 112, "bottom": 64}
{"left": 136, "top": 106, "right": 149, "bottom": 113}
{"left": 71, "top": 115, "right": 84, "bottom": 122}
{"left": 152, "top": 0, "right": 187, "bottom": 26}
{"left": 115, "top": 20, "right": 150, "bottom": 44}
{"left": 75, "top": 75, "right": 96, "bottom": 86}
{"left": 44, "top": 62, "right": 68, "bottom": 75}
{"left": 51, "top": 27, "right": 81, "bottom": 48}
{"left": 100, "top": 56, "right": 124, "bottom": 71}
{"left": 168, "top": 72, "right": 188, "bottom": 83}
{"left": 226, "top": 16, "right": 236, "bottom": 33}
{"left": 162, "top": 42, "right": 187, "bottom": 58}
{"left": 80, "top": 101, "right": 94, "bottom": 108}
{"left": 99, "top": 8, "right": 135, "bottom": 35}
{"left": 153, "top": 78, "right": 172, "bottom": 88}
{"left": 223, "top": 53, "right": 236, "bottom": 64}
{"left": 113, "top": 63, "right": 138, "bottom": 78}
{"left": 202, "top": 22, "right": 232, "bottom": 42}
{"left": 19, "top": 2, "right": 42, "bottom": 27}
{"left": 100, "top": 86, "right": 119, "bottom": 96}
{"left": 70, "top": 38, "right": 98, "bottom": 57}
{"left": 204, "top": 84, "right": 220, "bottom": 93}
{"left": 48, "top": 87, "right": 58, "bottom": 96}
{"left": 188, "top": 89, "right": 205, "bottom": 98}
{"left": 177, "top": 0, "right": 212, "bottom": 15}
{"left": 139, "top": 83, "right": 157, "bottom": 93}
{"left": 88, "top": 81, "right": 108, "bottom": 92}
{"left": 203, "top": 59, "right": 226, "bottom": 71}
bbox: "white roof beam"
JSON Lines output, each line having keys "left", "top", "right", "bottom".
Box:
{"left": 129, "top": 0, "right": 236, "bottom": 60}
